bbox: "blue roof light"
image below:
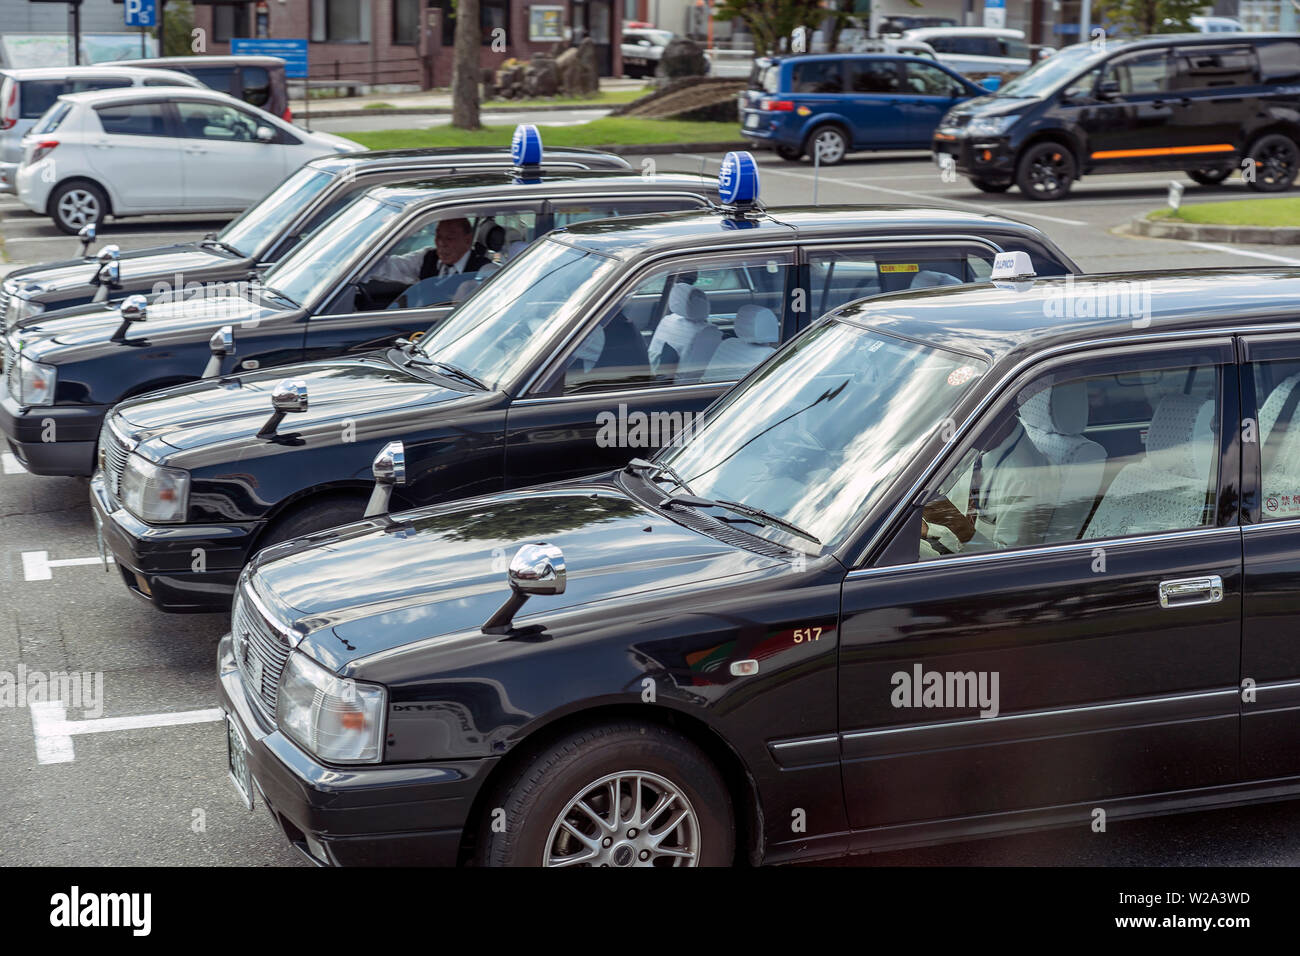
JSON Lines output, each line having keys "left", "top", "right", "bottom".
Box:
{"left": 718, "top": 151, "right": 760, "bottom": 206}
{"left": 512, "top": 124, "right": 543, "bottom": 166}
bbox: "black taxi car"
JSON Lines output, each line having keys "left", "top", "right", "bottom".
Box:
{"left": 0, "top": 140, "right": 630, "bottom": 325}
{"left": 2, "top": 168, "right": 714, "bottom": 476}
{"left": 216, "top": 265, "right": 1300, "bottom": 866}
{"left": 92, "top": 170, "right": 1077, "bottom": 614}
{"left": 933, "top": 32, "right": 1300, "bottom": 199}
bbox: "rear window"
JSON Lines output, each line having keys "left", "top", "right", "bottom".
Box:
{"left": 791, "top": 60, "right": 844, "bottom": 93}
{"left": 241, "top": 66, "right": 271, "bottom": 107}
{"left": 750, "top": 62, "right": 780, "bottom": 94}
{"left": 18, "top": 77, "right": 132, "bottom": 118}
{"left": 32, "top": 100, "right": 72, "bottom": 135}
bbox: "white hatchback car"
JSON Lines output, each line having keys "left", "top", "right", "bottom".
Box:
{"left": 16, "top": 86, "right": 362, "bottom": 233}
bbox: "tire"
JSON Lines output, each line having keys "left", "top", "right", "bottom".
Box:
{"left": 475, "top": 721, "right": 735, "bottom": 867}
{"left": 1186, "top": 167, "right": 1231, "bottom": 186}
{"left": 1245, "top": 133, "right": 1299, "bottom": 193}
{"left": 775, "top": 144, "right": 803, "bottom": 161}
{"left": 49, "top": 180, "right": 107, "bottom": 235}
{"left": 256, "top": 497, "right": 368, "bottom": 553}
{"left": 805, "top": 125, "right": 848, "bottom": 166}
{"left": 1015, "top": 142, "right": 1076, "bottom": 201}
{"left": 970, "top": 178, "right": 1012, "bottom": 193}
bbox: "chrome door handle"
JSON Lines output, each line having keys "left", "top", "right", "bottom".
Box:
{"left": 1158, "top": 575, "right": 1224, "bottom": 609}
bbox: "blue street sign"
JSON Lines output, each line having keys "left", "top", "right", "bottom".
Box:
{"left": 231, "top": 38, "right": 309, "bottom": 79}
{"left": 124, "top": 0, "right": 156, "bottom": 28}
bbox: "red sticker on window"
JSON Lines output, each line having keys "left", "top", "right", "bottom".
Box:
{"left": 948, "top": 366, "right": 977, "bottom": 387}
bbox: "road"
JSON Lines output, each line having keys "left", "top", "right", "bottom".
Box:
{"left": 1, "top": 151, "right": 1299, "bottom": 866}
{"left": 308, "top": 107, "right": 610, "bottom": 134}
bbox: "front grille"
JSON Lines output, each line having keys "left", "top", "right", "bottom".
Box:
{"left": 232, "top": 585, "right": 292, "bottom": 720}
{"left": 100, "top": 420, "right": 131, "bottom": 504}
{"left": 0, "top": 287, "right": 10, "bottom": 331}
{"left": 2, "top": 336, "right": 13, "bottom": 396}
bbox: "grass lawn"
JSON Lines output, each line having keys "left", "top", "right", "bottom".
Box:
{"left": 1150, "top": 197, "right": 1300, "bottom": 227}
{"left": 482, "top": 88, "right": 649, "bottom": 110}
{"left": 344, "top": 117, "right": 741, "bottom": 151}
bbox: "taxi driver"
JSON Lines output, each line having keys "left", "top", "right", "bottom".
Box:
{"left": 372, "top": 217, "right": 490, "bottom": 284}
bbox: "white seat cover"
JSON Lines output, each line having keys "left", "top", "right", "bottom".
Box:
{"left": 1260, "top": 372, "right": 1300, "bottom": 516}
{"left": 649, "top": 283, "right": 715, "bottom": 377}
{"left": 1084, "top": 394, "right": 1215, "bottom": 539}
{"left": 1017, "top": 381, "right": 1107, "bottom": 542}
{"left": 705, "top": 304, "right": 778, "bottom": 381}
{"left": 909, "top": 270, "right": 962, "bottom": 289}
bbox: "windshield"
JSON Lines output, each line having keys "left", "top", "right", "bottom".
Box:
{"left": 997, "top": 43, "right": 1108, "bottom": 97}
{"left": 658, "top": 321, "right": 986, "bottom": 549}
{"left": 217, "top": 167, "right": 336, "bottom": 258}
{"left": 414, "top": 240, "right": 618, "bottom": 392}
{"left": 260, "top": 195, "right": 401, "bottom": 309}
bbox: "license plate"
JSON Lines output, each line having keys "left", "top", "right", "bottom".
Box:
{"left": 744, "top": 113, "right": 760, "bottom": 129}
{"left": 226, "top": 714, "right": 253, "bottom": 810}
{"left": 92, "top": 509, "right": 109, "bottom": 571}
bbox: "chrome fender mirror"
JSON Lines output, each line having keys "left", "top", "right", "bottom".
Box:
{"left": 364, "top": 441, "right": 407, "bottom": 517}
{"left": 483, "top": 543, "right": 566, "bottom": 634}
{"left": 202, "top": 325, "right": 235, "bottom": 378}
{"left": 77, "top": 223, "right": 97, "bottom": 257}
{"left": 257, "top": 379, "right": 309, "bottom": 439}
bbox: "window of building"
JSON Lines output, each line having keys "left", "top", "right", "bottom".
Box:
{"left": 213, "top": 4, "right": 248, "bottom": 43}
{"left": 436, "top": 0, "right": 511, "bottom": 46}
{"left": 393, "top": 0, "right": 419, "bottom": 44}
{"left": 311, "top": 0, "right": 372, "bottom": 43}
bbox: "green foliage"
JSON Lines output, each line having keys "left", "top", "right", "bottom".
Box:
{"left": 714, "top": 0, "right": 844, "bottom": 56}
{"left": 1095, "top": 0, "right": 1202, "bottom": 36}
{"left": 151, "top": 0, "right": 195, "bottom": 57}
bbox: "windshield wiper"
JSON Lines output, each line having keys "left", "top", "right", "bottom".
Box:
{"left": 404, "top": 354, "right": 487, "bottom": 389}
{"left": 201, "top": 237, "right": 245, "bottom": 257}
{"left": 258, "top": 285, "right": 299, "bottom": 308}
{"left": 661, "top": 492, "right": 821, "bottom": 547}
{"left": 625, "top": 457, "right": 696, "bottom": 497}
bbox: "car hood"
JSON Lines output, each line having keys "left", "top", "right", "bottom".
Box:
{"left": 247, "top": 479, "right": 782, "bottom": 672}
{"left": 113, "top": 351, "right": 472, "bottom": 456}
{"left": 313, "top": 132, "right": 367, "bottom": 153}
{"left": 5, "top": 245, "right": 228, "bottom": 298}
{"left": 12, "top": 292, "right": 277, "bottom": 361}
{"left": 946, "top": 94, "right": 1037, "bottom": 119}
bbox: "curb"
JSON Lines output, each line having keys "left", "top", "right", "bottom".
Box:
{"left": 1130, "top": 213, "right": 1300, "bottom": 245}
{"left": 604, "top": 141, "right": 747, "bottom": 155}
{"left": 295, "top": 102, "right": 619, "bottom": 119}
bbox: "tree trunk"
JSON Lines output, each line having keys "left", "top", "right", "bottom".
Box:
{"left": 452, "top": 0, "right": 481, "bottom": 130}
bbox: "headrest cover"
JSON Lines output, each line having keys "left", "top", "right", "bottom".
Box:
{"left": 667, "top": 282, "right": 708, "bottom": 322}
{"left": 910, "top": 270, "right": 962, "bottom": 289}
{"left": 735, "top": 304, "right": 778, "bottom": 344}
{"left": 1019, "top": 381, "right": 1089, "bottom": 436}
{"left": 1146, "top": 394, "right": 1215, "bottom": 479}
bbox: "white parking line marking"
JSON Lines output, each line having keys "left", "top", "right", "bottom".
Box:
{"left": 2, "top": 452, "right": 27, "bottom": 474}
{"left": 1175, "top": 240, "right": 1300, "bottom": 266}
{"left": 30, "top": 700, "right": 223, "bottom": 764}
{"left": 21, "top": 551, "right": 113, "bottom": 581}
{"left": 673, "top": 153, "right": 1091, "bottom": 227}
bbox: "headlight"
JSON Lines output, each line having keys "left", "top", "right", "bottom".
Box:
{"left": 966, "top": 115, "right": 1020, "bottom": 137}
{"left": 121, "top": 453, "right": 190, "bottom": 523}
{"left": 18, "top": 353, "right": 56, "bottom": 405}
{"left": 277, "top": 651, "right": 386, "bottom": 763}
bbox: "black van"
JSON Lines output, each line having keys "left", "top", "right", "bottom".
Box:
{"left": 933, "top": 32, "right": 1300, "bottom": 199}
{"left": 127, "top": 55, "right": 290, "bottom": 122}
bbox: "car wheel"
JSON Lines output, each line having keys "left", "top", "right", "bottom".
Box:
{"left": 50, "top": 181, "right": 107, "bottom": 235}
{"left": 1186, "top": 167, "right": 1231, "bottom": 186}
{"left": 970, "top": 178, "right": 1012, "bottom": 193}
{"left": 775, "top": 144, "right": 803, "bottom": 161}
{"left": 1245, "top": 133, "right": 1299, "bottom": 192}
{"left": 475, "top": 721, "right": 735, "bottom": 867}
{"left": 806, "top": 125, "right": 848, "bottom": 166}
{"left": 256, "top": 497, "right": 368, "bottom": 553}
{"left": 1015, "top": 142, "right": 1075, "bottom": 200}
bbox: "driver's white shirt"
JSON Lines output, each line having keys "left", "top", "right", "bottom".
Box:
{"left": 372, "top": 247, "right": 471, "bottom": 285}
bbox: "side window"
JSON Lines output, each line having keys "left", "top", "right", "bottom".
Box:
{"left": 904, "top": 62, "right": 960, "bottom": 96}
{"left": 94, "top": 102, "right": 168, "bottom": 136}
{"left": 548, "top": 197, "right": 703, "bottom": 230}
{"left": 186, "top": 67, "right": 236, "bottom": 93}
{"left": 791, "top": 61, "right": 844, "bottom": 93}
{"left": 1257, "top": 40, "right": 1300, "bottom": 82}
{"left": 808, "top": 246, "right": 992, "bottom": 317}
{"left": 1252, "top": 358, "right": 1300, "bottom": 520}
{"left": 914, "top": 354, "right": 1222, "bottom": 562}
{"left": 560, "top": 252, "right": 795, "bottom": 394}
{"left": 1001, "top": 38, "right": 1029, "bottom": 59}
{"left": 1105, "top": 50, "right": 1171, "bottom": 96}
{"left": 337, "top": 206, "right": 540, "bottom": 313}
{"left": 175, "top": 101, "right": 260, "bottom": 140}
{"left": 848, "top": 60, "right": 901, "bottom": 93}
{"left": 1172, "top": 48, "right": 1259, "bottom": 91}
{"left": 242, "top": 66, "right": 272, "bottom": 106}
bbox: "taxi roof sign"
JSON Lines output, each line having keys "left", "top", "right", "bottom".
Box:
{"left": 718, "top": 151, "right": 760, "bottom": 207}
{"left": 990, "top": 251, "right": 1035, "bottom": 281}
{"left": 511, "top": 125, "right": 543, "bottom": 167}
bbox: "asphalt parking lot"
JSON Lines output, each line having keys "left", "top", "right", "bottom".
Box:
{"left": 2, "top": 152, "right": 1300, "bottom": 867}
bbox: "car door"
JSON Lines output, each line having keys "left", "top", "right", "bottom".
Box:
{"left": 174, "top": 99, "right": 288, "bottom": 211}
{"left": 504, "top": 248, "right": 798, "bottom": 486}
{"left": 86, "top": 99, "right": 183, "bottom": 214}
{"left": 1080, "top": 47, "right": 1186, "bottom": 173}
{"left": 1238, "top": 334, "right": 1300, "bottom": 780}
{"left": 843, "top": 59, "right": 907, "bottom": 148}
{"left": 838, "top": 341, "right": 1242, "bottom": 833}
{"left": 1167, "top": 45, "right": 1261, "bottom": 168}
{"left": 900, "top": 61, "right": 970, "bottom": 147}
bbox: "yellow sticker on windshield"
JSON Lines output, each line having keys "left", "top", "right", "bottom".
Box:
{"left": 880, "top": 264, "right": 919, "bottom": 273}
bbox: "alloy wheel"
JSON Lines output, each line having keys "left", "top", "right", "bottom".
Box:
{"left": 543, "top": 770, "right": 701, "bottom": 867}
{"left": 56, "top": 189, "right": 100, "bottom": 229}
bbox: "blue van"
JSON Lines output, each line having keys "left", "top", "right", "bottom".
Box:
{"left": 741, "top": 54, "right": 987, "bottom": 164}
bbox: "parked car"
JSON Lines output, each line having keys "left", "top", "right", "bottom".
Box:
{"left": 879, "top": 15, "right": 958, "bottom": 34}
{"left": 0, "top": 65, "right": 203, "bottom": 194}
{"left": 933, "top": 33, "right": 1300, "bottom": 199}
{"left": 0, "top": 140, "right": 631, "bottom": 323}
{"left": 903, "top": 26, "right": 1032, "bottom": 75}
{"left": 1188, "top": 15, "right": 1244, "bottom": 33}
{"left": 90, "top": 170, "right": 1078, "bottom": 614}
{"left": 214, "top": 263, "right": 1300, "bottom": 866}
{"left": 123, "top": 55, "right": 292, "bottom": 122}
{"left": 3, "top": 168, "right": 715, "bottom": 478}
{"left": 741, "top": 54, "right": 988, "bottom": 164}
{"left": 14, "top": 85, "right": 361, "bottom": 233}
{"left": 621, "top": 29, "right": 708, "bottom": 78}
